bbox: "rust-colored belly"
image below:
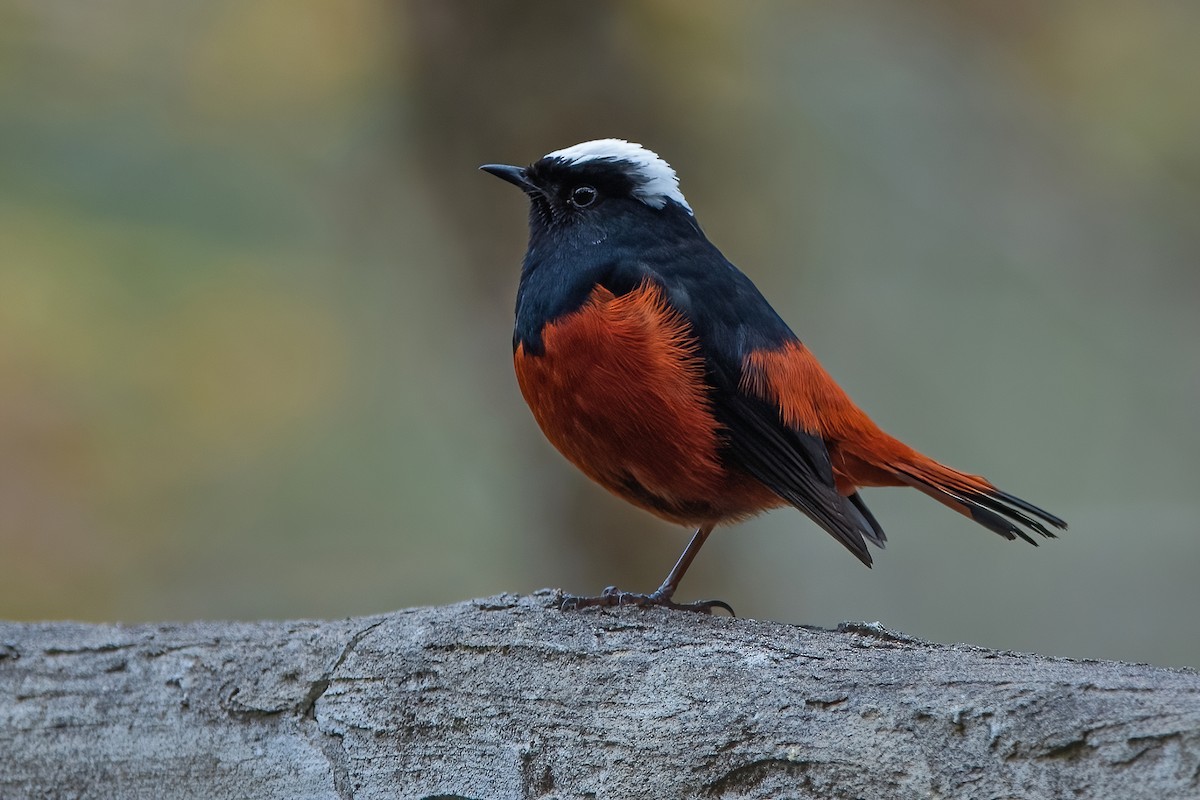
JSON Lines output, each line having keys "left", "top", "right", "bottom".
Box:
{"left": 514, "top": 282, "right": 780, "bottom": 525}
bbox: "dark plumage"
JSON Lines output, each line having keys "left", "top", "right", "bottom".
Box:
{"left": 482, "top": 139, "right": 1065, "bottom": 613}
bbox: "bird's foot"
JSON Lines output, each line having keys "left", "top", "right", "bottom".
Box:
{"left": 559, "top": 585, "right": 734, "bottom": 616}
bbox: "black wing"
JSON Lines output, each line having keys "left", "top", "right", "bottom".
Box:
{"left": 622, "top": 225, "right": 885, "bottom": 565}
{"left": 710, "top": 358, "right": 881, "bottom": 566}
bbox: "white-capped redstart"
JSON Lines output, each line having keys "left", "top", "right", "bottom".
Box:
{"left": 483, "top": 139, "right": 1065, "bottom": 613}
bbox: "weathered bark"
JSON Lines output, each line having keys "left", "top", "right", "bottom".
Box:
{"left": 1, "top": 592, "right": 1197, "bottom": 799}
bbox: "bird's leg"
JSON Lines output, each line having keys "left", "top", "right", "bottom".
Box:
{"left": 559, "top": 525, "right": 734, "bottom": 615}
{"left": 646, "top": 524, "right": 715, "bottom": 604}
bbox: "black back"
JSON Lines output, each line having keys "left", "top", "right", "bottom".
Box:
{"left": 509, "top": 157, "right": 881, "bottom": 564}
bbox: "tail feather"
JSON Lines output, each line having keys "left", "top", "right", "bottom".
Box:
{"left": 990, "top": 488, "right": 1068, "bottom": 529}
{"left": 736, "top": 339, "right": 1066, "bottom": 548}
{"left": 887, "top": 457, "right": 1067, "bottom": 545}
{"left": 902, "top": 475, "right": 1038, "bottom": 545}
{"left": 967, "top": 490, "right": 1059, "bottom": 540}
{"left": 847, "top": 491, "right": 887, "bottom": 547}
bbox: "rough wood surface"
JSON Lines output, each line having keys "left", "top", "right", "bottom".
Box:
{"left": 1, "top": 591, "right": 1198, "bottom": 799}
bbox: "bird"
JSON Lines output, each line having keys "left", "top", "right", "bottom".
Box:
{"left": 481, "top": 139, "right": 1066, "bottom": 614}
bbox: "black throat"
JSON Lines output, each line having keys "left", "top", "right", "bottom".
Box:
{"left": 512, "top": 199, "right": 702, "bottom": 355}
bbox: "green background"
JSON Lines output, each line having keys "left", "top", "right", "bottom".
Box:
{"left": 3, "top": 1, "right": 1198, "bottom": 668}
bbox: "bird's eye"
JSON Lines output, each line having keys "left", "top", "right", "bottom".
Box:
{"left": 569, "top": 185, "right": 598, "bottom": 208}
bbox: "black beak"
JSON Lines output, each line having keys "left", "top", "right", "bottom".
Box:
{"left": 480, "top": 163, "right": 535, "bottom": 192}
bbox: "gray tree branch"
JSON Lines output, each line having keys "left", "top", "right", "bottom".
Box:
{"left": 1, "top": 592, "right": 1197, "bottom": 799}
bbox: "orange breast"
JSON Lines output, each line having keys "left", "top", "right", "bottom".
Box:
{"left": 514, "top": 282, "right": 779, "bottom": 525}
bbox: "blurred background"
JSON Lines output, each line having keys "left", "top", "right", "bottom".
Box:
{"left": 2, "top": 1, "right": 1198, "bottom": 668}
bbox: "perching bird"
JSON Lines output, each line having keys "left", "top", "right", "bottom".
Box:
{"left": 482, "top": 139, "right": 1066, "bottom": 613}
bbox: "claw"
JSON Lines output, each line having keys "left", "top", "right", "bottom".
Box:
{"left": 685, "top": 598, "right": 736, "bottom": 616}
{"left": 559, "top": 587, "right": 735, "bottom": 616}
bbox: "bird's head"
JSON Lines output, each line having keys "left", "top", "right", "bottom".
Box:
{"left": 481, "top": 139, "right": 695, "bottom": 243}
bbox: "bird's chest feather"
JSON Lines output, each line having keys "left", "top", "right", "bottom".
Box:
{"left": 512, "top": 282, "right": 731, "bottom": 519}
